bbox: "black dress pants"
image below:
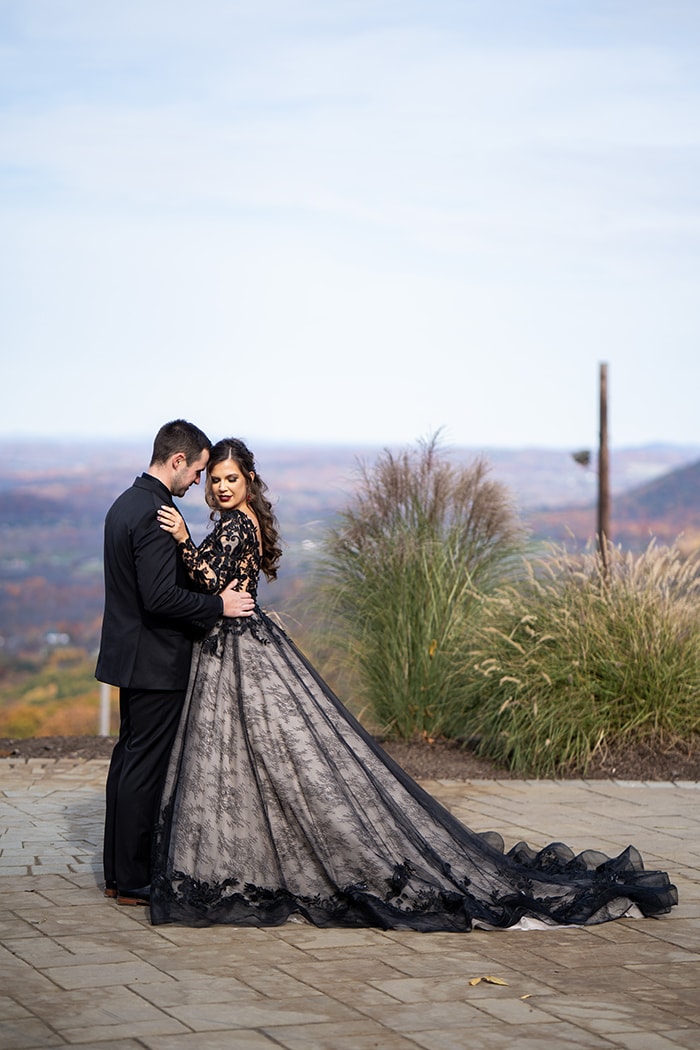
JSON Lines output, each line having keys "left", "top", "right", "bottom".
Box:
{"left": 103, "top": 687, "right": 185, "bottom": 891}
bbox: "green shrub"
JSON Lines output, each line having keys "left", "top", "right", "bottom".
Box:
{"left": 317, "top": 435, "right": 525, "bottom": 738}
{"left": 457, "top": 541, "right": 700, "bottom": 776}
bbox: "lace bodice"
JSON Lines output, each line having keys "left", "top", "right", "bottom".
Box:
{"left": 178, "top": 510, "right": 261, "bottom": 603}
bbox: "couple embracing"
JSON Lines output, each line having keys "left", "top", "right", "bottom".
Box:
{"left": 97, "top": 419, "right": 677, "bottom": 931}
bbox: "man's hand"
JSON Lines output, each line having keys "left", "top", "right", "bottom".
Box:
{"left": 221, "top": 580, "right": 255, "bottom": 618}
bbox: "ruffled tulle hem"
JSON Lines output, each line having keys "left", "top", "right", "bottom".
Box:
{"left": 149, "top": 846, "right": 678, "bottom": 930}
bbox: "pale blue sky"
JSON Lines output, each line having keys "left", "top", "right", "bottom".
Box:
{"left": 2, "top": 0, "right": 699, "bottom": 450}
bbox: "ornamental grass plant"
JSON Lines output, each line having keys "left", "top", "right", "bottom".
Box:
{"left": 316, "top": 436, "right": 525, "bottom": 738}
{"left": 456, "top": 540, "right": 700, "bottom": 776}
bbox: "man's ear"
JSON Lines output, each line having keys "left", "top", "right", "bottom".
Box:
{"left": 172, "top": 453, "right": 186, "bottom": 470}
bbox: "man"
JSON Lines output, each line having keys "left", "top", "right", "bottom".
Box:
{"left": 96, "top": 419, "right": 254, "bottom": 905}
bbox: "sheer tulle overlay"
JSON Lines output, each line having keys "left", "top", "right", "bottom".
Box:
{"left": 150, "top": 512, "right": 677, "bottom": 931}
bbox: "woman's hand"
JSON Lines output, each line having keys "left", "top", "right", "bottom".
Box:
{"left": 157, "top": 505, "right": 189, "bottom": 544}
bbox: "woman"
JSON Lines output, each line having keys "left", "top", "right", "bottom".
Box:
{"left": 150, "top": 438, "right": 677, "bottom": 930}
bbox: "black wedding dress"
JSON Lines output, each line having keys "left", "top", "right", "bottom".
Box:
{"left": 150, "top": 509, "right": 678, "bottom": 930}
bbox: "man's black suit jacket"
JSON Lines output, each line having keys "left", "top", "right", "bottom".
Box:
{"left": 95, "top": 473, "right": 222, "bottom": 691}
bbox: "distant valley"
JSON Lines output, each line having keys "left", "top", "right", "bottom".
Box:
{"left": 2, "top": 437, "right": 700, "bottom": 656}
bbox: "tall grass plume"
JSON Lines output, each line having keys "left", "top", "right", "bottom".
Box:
{"left": 458, "top": 540, "right": 700, "bottom": 776}
{"left": 316, "top": 435, "right": 525, "bottom": 738}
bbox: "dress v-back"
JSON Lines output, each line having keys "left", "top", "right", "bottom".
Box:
{"left": 150, "top": 509, "right": 677, "bottom": 929}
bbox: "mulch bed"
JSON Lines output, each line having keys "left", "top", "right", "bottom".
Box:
{"left": 1, "top": 734, "right": 697, "bottom": 781}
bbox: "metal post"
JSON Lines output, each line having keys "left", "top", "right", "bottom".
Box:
{"left": 99, "top": 681, "right": 111, "bottom": 737}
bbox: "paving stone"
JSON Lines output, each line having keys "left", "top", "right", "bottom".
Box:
{"left": 378, "top": 928, "right": 485, "bottom": 955}
{"left": 137, "top": 941, "right": 308, "bottom": 979}
{"left": 304, "top": 978, "right": 403, "bottom": 1008}
{"left": 260, "top": 1018, "right": 411, "bottom": 1048}
{"left": 10, "top": 904, "right": 146, "bottom": 939}
{"left": 142, "top": 1033, "right": 279, "bottom": 1049}
{"left": 508, "top": 936, "right": 695, "bottom": 970}
{"left": 609, "top": 1033, "right": 700, "bottom": 1050}
{"left": 357, "top": 948, "right": 512, "bottom": 978}
{"left": 240, "top": 971, "right": 325, "bottom": 998}
{"left": 0, "top": 1016, "right": 65, "bottom": 1048}
{"left": 0, "top": 914, "right": 47, "bottom": 940}
{"left": 295, "top": 940, "right": 417, "bottom": 963}
{"left": 0, "top": 996, "right": 33, "bottom": 1020}
{"left": 58, "top": 1018, "right": 191, "bottom": 1044}
{"left": 273, "top": 926, "right": 391, "bottom": 950}
{"left": 369, "top": 972, "right": 556, "bottom": 1004}
{"left": 408, "top": 1020, "right": 616, "bottom": 1048}
{"left": 3, "top": 935, "right": 136, "bottom": 969}
{"left": 625, "top": 962, "right": 700, "bottom": 991}
{"left": 25, "top": 985, "right": 180, "bottom": 1031}
{"left": 170, "top": 995, "right": 363, "bottom": 1032}
{"left": 0, "top": 944, "right": 63, "bottom": 995}
{"left": 653, "top": 1031, "right": 700, "bottom": 1050}
{"left": 531, "top": 993, "right": 688, "bottom": 1033}
{"left": 277, "top": 956, "right": 408, "bottom": 985}
{"left": 466, "top": 994, "right": 565, "bottom": 1026}
{"left": 55, "top": 1042, "right": 146, "bottom": 1050}
{"left": 41, "top": 959, "right": 176, "bottom": 990}
{"left": 352, "top": 998, "right": 489, "bottom": 1032}
{"left": 134, "top": 975, "right": 266, "bottom": 1008}
{"left": 268, "top": 1028, "right": 424, "bottom": 1049}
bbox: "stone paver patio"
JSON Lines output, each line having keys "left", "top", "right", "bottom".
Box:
{"left": 1, "top": 757, "right": 698, "bottom": 1049}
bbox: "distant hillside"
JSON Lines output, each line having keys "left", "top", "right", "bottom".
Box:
{"left": 528, "top": 458, "right": 700, "bottom": 551}
{"left": 615, "top": 459, "right": 700, "bottom": 522}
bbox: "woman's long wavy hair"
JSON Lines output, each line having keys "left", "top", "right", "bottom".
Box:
{"left": 205, "top": 438, "right": 283, "bottom": 581}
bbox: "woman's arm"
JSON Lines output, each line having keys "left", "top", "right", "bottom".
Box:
{"left": 158, "top": 505, "right": 241, "bottom": 595}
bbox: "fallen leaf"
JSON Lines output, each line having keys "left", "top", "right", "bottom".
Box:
{"left": 469, "top": 975, "right": 509, "bottom": 987}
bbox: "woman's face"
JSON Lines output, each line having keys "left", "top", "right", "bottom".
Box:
{"left": 208, "top": 457, "right": 251, "bottom": 512}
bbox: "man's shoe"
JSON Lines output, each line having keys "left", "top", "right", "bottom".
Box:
{"left": 104, "top": 880, "right": 118, "bottom": 899}
{"left": 116, "top": 885, "right": 150, "bottom": 906}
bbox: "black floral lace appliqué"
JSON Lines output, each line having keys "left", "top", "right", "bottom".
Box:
{"left": 178, "top": 509, "right": 260, "bottom": 602}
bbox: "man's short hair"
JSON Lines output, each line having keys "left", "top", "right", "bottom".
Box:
{"left": 150, "top": 420, "right": 212, "bottom": 466}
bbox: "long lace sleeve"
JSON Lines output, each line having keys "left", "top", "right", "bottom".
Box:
{"left": 176, "top": 512, "right": 259, "bottom": 598}
{"left": 176, "top": 537, "right": 224, "bottom": 594}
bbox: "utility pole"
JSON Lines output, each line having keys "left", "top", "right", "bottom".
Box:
{"left": 598, "top": 362, "right": 610, "bottom": 572}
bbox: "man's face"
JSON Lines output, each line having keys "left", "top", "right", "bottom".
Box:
{"left": 171, "top": 449, "right": 210, "bottom": 497}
